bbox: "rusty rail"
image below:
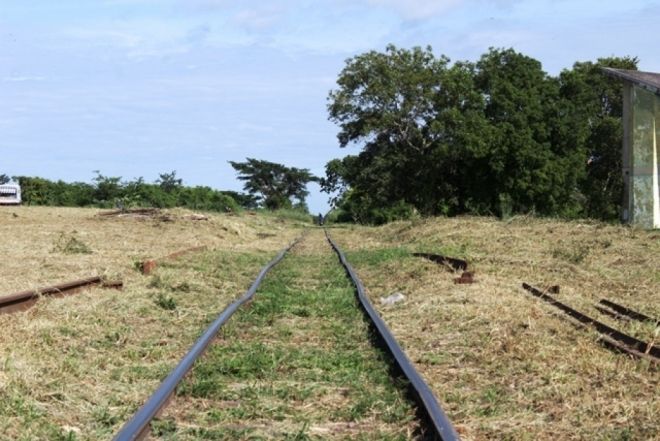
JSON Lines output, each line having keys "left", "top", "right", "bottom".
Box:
{"left": 0, "top": 277, "right": 123, "bottom": 314}
{"left": 412, "top": 252, "right": 468, "bottom": 271}
{"left": 599, "top": 299, "right": 659, "bottom": 327}
{"left": 522, "top": 283, "right": 659, "bottom": 363}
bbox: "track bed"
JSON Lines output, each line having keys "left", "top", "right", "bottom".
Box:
{"left": 153, "top": 230, "right": 421, "bottom": 440}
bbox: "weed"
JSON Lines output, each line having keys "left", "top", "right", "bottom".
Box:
{"left": 154, "top": 292, "right": 177, "bottom": 310}
{"left": 148, "top": 275, "right": 164, "bottom": 289}
{"left": 552, "top": 244, "right": 590, "bottom": 264}
{"left": 53, "top": 430, "right": 78, "bottom": 441}
{"left": 132, "top": 260, "right": 143, "bottom": 271}
{"left": 51, "top": 233, "right": 92, "bottom": 254}
{"left": 92, "top": 406, "right": 119, "bottom": 428}
{"left": 150, "top": 418, "right": 177, "bottom": 436}
{"left": 477, "top": 386, "right": 506, "bottom": 417}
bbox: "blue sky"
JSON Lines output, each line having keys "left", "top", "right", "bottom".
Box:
{"left": 1, "top": 0, "right": 659, "bottom": 213}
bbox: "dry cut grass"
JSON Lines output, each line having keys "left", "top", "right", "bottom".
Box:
{"left": 0, "top": 206, "right": 305, "bottom": 293}
{"left": 0, "top": 206, "right": 304, "bottom": 440}
{"left": 330, "top": 216, "right": 659, "bottom": 441}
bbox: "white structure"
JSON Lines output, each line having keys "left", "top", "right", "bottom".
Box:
{"left": 604, "top": 68, "right": 660, "bottom": 229}
{"left": 0, "top": 182, "right": 22, "bottom": 205}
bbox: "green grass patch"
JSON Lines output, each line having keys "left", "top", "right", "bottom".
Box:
{"left": 170, "top": 236, "right": 418, "bottom": 439}
{"left": 345, "top": 247, "right": 411, "bottom": 266}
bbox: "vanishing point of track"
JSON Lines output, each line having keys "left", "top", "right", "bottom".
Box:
{"left": 113, "top": 229, "right": 460, "bottom": 441}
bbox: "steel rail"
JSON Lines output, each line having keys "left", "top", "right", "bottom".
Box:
{"left": 522, "top": 283, "right": 659, "bottom": 362}
{"left": 599, "top": 299, "right": 659, "bottom": 327}
{"left": 0, "top": 276, "right": 122, "bottom": 315}
{"left": 325, "top": 230, "right": 460, "bottom": 441}
{"left": 412, "top": 252, "right": 468, "bottom": 272}
{"left": 113, "top": 237, "right": 301, "bottom": 441}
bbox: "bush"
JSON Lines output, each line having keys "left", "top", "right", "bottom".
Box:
{"left": 365, "top": 200, "right": 418, "bottom": 225}
{"left": 15, "top": 174, "right": 244, "bottom": 214}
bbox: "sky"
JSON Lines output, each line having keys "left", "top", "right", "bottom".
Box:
{"left": 1, "top": 0, "right": 659, "bottom": 213}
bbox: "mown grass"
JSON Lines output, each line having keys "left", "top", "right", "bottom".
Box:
{"left": 331, "top": 218, "right": 660, "bottom": 441}
{"left": 0, "top": 207, "right": 303, "bottom": 440}
{"left": 156, "top": 231, "right": 419, "bottom": 440}
{"left": 0, "top": 248, "right": 279, "bottom": 440}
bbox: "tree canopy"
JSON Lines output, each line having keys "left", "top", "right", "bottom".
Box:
{"left": 323, "top": 45, "right": 637, "bottom": 224}
{"left": 157, "top": 170, "right": 183, "bottom": 193}
{"left": 229, "top": 158, "right": 317, "bottom": 210}
{"left": 14, "top": 172, "right": 251, "bottom": 213}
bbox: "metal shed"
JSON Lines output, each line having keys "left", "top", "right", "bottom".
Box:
{"left": 603, "top": 68, "right": 660, "bottom": 229}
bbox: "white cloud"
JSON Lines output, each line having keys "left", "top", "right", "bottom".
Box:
{"left": 2, "top": 76, "right": 47, "bottom": 82}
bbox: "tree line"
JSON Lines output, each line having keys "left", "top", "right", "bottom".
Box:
{"left": 9, "top": 171, "right": 252, "bottom": 213}
{"left": 321, "top": 46, "right": 637, "bottom": 224}
{"left": 4, "top": 160, "right": 318, "bottom": 214}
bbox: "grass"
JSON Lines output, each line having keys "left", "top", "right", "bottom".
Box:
{"left": 1, "top": 207, "right": 657, "bottom": 439}
{"left": 259, "top": 208, "right": 315, "bottom": 225}
{"left": 330, "top": 217, "right": 660, "bottom": 440}
{"left": 52, "top": 232, "right": 93, "bottom": 255}
{"left": 155, "top": 231, "right": 419, "bottom": 440}
{"left": 0, "top": 206, "right": 303, "bottom": 439}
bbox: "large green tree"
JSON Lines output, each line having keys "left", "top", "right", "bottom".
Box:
{"left": 558, "top": 56, "right": 638, "bottom": 219}
{"left": 326, "top": 45, "right": 481, "bottom": 221}
{"left": 324, "top": 45, "right": 637, "bottom": 223}
{"left": 229, "top": 158, "right": 317, "bottom": 210}
{"left": 472, "top": 48, "right": 583, "bottom": 217}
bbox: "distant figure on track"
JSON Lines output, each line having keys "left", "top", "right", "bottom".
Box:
{"left": 317, "top": 213, "right": 324, "bottom": 226}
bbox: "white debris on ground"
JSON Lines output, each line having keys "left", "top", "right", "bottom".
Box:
{"left": 380, "top": 292, "right": 406, "bottom": 305}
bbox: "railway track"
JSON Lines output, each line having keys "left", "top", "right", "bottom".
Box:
{"left": 113, "top": 230, "right": 459, "bottom": 440}
{"left": 1, "top": 214, "right": 655, "bottom": 439}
